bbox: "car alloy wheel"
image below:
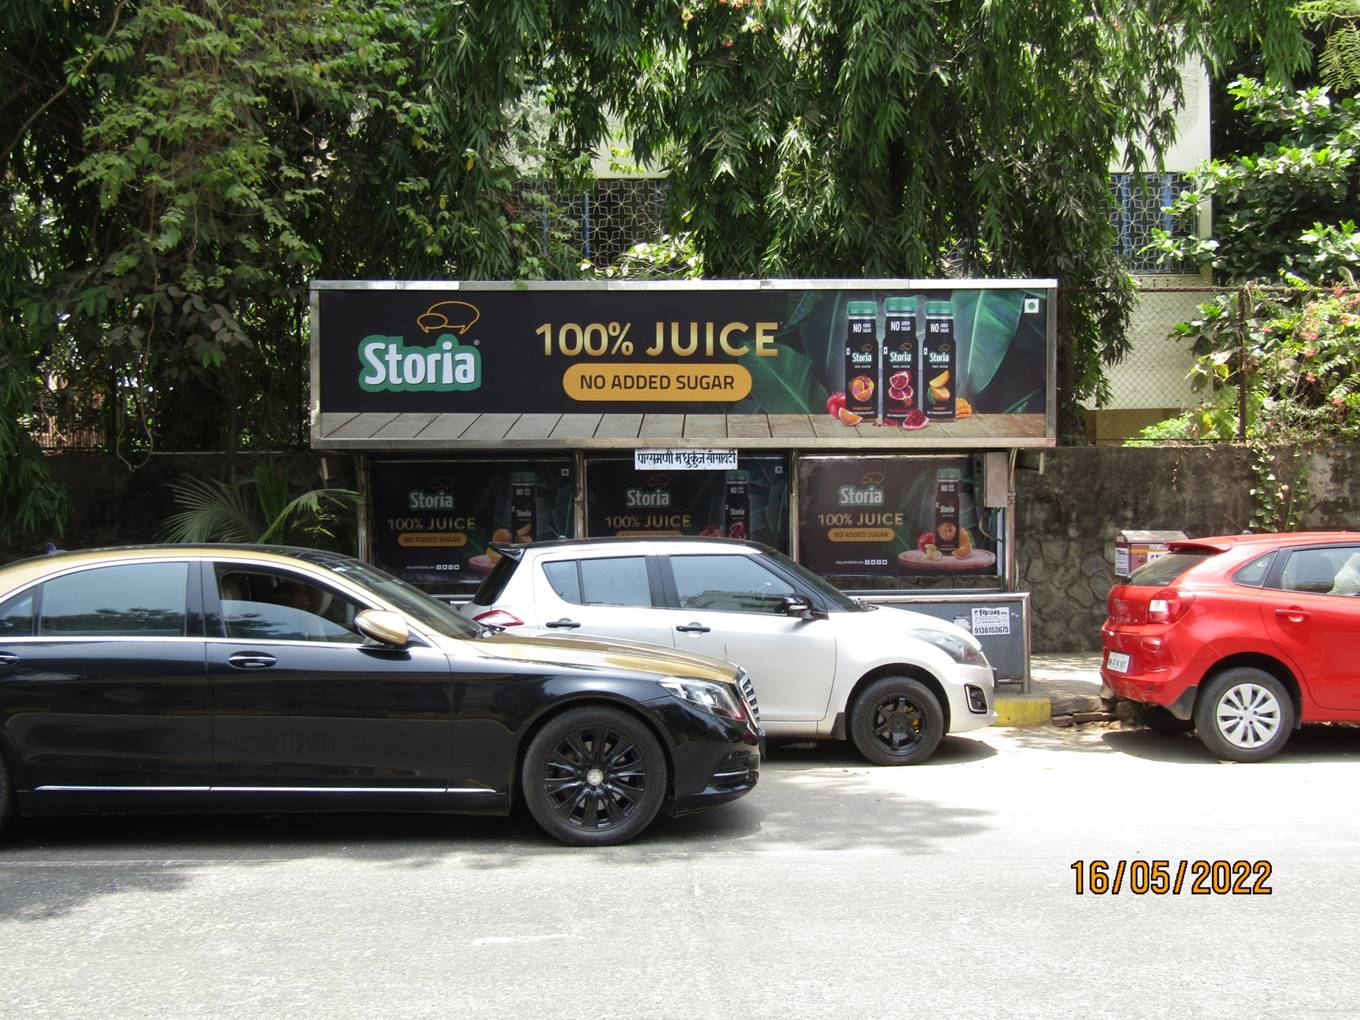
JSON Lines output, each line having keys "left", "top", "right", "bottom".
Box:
{"left": 1194, "top": 667, "right": 1295, "bottom": 763}
{"left": 523, "top": 706, "right": 667, "bottom": 845}
{"left": 849, "top": 676, "right": 945, "bottom": 766}
{"left": 1216, "top": 683, "right": 1282, "bottom": 749}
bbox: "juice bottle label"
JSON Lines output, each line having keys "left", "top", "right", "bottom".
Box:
{"left": 923, "top": 312, "right": 956, "bottom": 421}
{"left": 882, "top": 310, "right": 917, "bottom": 423}
{"left": 843, "top": 314, "right": 878, "bottom": 420}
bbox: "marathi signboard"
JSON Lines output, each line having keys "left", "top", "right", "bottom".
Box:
{"left": 585, "top": 455, "right": 789, "bottom": 551}
{"left": 796, "top": 455, "right": 1002, "bottom": 580}
{"left": 369, "top": 459, "right": 575, "bottom": 592}
{"left": 312, "top": 280, "right": 1055, "bottom": 448}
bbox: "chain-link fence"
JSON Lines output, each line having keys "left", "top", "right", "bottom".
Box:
{"left": 1087, "top": 281, "right": 1360, "bottom": 445}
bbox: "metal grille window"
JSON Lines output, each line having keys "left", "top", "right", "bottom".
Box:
{"left": 1110, "top": 172, "right": 1196, "bottom": 274}
{"left": 517, "top": 177, "right": 668, "bottom": 267}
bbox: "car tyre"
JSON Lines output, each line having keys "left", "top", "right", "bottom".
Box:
{"left": 522, "top": 706, "right": 667, "bottom": 846}
{"left": 1132, "top": 702, "right": 1195, "bottom": 735}
{"left": 1194, "top": 668, "right": 1294, "bottom": 762}
{"left": 850, "top": 677, "right": 945, "bottom": 766}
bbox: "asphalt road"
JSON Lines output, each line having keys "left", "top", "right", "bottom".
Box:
{"left": 3, "top": 723, "right": 1360, "bottom": 1019}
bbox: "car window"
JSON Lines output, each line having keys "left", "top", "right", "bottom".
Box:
{"left": 547, "top": 557, "right": 652, "bottom": 607}
{"left": 214, "top": 566, "right": 365, "bottom": 643}
{"left": 1233, "top": 551, "right": 1276, "bottom": 587}
{"left": 671, "top": 554, "right": 795, "bottom": 615}
{"left": 542, "top": 561, "right": 582, "bottom": 603}
{"left": 0, "top": 591, "right": 35, "bottom": 636}
{"left": 1279, "top": 546, "right": 1360, "bottom": 596}
{"left": 1127, "top": 551, "right": 1215, "bottom": 587}
{"left": 39, "top": 562, "right": 189, "bottom": 637}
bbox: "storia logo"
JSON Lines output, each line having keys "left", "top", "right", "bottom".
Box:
{"left": 409, "top": 476, "right": 455, "bottom": 509}
{"left": 357, "top": 301, "right": 483, "bottom": 393}
{"left": 626, "top": 474, "right": 672, "bottom": 509}
{"left": 838, "top": 473, "right": 885, "bottom": 506}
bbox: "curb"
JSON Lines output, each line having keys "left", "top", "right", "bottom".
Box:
{"left": 994, "top": 694, "right": 1053, "bottom": 728}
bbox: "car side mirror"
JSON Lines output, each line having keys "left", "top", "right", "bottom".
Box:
{"left": 783, "top": 594, "right": 815, "bottom": 619}
{"left": 355, "top": 609, "right": 410, "bottom": 648}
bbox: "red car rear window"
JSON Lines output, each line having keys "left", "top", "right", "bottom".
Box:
{"left": 1127, "top": 551, "right": 1216, "bottom": 587}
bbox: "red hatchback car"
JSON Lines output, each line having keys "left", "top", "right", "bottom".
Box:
{"left": 1101, "top": 532, "right": 1360, "bottom": 762}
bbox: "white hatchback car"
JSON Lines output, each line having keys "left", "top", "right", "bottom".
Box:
{"left": 461, "top": 538, "right": 996, "bottom": 764}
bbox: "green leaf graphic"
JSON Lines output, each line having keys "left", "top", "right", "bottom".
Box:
{"left": 738, "top": 344, "right": 827, "bottom": 413}
{"left": 953, "top": 290, "right": 1022, "bottom": 395}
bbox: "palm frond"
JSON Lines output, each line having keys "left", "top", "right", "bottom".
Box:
{"left": 160, "top": 475, "right": 265, "bottom": 544}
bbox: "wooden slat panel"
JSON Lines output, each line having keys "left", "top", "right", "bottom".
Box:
{"left": 595, "top": 413, "right": 644, "bottom": 439}
{"left": 371, "top": 412, "right": 439, "bottom": 440}
{"left": 767, "top": 414, "right": 816, "bottom": 439}
{"left": 318, "top": 412, "right": 360, "bottom": 438}
{"left": 506, "top": 413, "right": 562, "bottom": 440}
{"left": 639, "top": 414, "right": 685, "bottom": 439}
{"left": 326, "top": 412, "right": 398, "bottom": 439}
{"left": 417, "top": 414, "right": 479, "bottom": 441}
{"left": 551, "top": 414, "right": 604, "bottom": 439}
{"left": 809, "top": 414, "right": 858, "bottom": 439}
{"left": 726, "top": 415, "right": 771, "bottom": 439}
{"left": 683, "top": 414, "right": 727, "bottom": 439}
{"left": 460, "top": 413, "right": 521, "bottom": 440}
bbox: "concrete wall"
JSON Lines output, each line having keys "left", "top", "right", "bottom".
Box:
{"left": 1016, "top": 445, "right": 1360, "bottom": 652}
{"left": 9, "top": 445, "right": 1360, "bottom": 654}
{"left": 0, "top": 451, "right": 356, "bottom": 564}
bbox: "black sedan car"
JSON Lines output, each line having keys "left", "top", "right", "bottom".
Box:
{"left": 0, "top": 546, "right": 760, "bottom": 845}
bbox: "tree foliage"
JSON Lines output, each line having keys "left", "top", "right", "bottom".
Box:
{"left": 1151, "top": 78, "right": 1360, "bottom": 281}
{"left": 2, "top": 0, "right": 1312, "bottom": 542}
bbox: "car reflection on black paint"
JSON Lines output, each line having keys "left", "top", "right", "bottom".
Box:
{"left": 0, "top": 545, "right": 761, "bottom": 846}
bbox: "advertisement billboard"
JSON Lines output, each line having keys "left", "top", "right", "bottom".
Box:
{"left": 313, "top": 280, "right": 1055, "bottom": 447}
{"left": 369, "top": 459, "right": 576, "bottom": 592}
{"left": 796, "top": 455, "right": 1002, "bottom": 581}
{"left": 584, "top": 455, "right": 789, "bottom": 551}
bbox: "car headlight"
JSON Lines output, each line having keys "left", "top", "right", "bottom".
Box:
{"left": 909, "top": 628, "right": 990, "bottom": 669}
{"left": 659, "top": 678, "right": 745, "bottom": 721}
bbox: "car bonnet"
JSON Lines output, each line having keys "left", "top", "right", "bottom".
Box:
{"left": 474, "top": 631, "right": 737, "bottom": 684}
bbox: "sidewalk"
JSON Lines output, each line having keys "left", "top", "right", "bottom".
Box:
{"left": 995, "top": 653, "right": 1106, "bottom": 727}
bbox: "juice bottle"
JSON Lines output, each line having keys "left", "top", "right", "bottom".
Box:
{"left": 843, "top": 300, "right": 879, "bottom": 421}
{"left": 923, "top": 300, "right": 956, "bottom": 421}
{"left": 724, "top": 470, "right": 750, "bottom": 541}
{"left": 510, "top": 471, "right": 536, "bottom": 543}
{"left": 882, "top": 296, "right": 918, "bottom": 424}
{"left": 934, "top": 468, "right": 961, "bottom": 555}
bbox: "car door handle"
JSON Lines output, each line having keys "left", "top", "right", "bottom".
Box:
{"left": 1275, "top": 607, "right": 1310, "bottom": 623}
{"left": 227, "top": 652, "right": 277, "bottom": 670}
{"left": 0, "top": 652, "right": 17, "bottom": 669}
{"left": 675, "top": 623, "right": 711, "bottom": 634}
{"left": 545, "top": 618, "right": 581, "bottom": 629}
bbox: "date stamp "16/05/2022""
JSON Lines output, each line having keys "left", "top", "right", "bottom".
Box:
{"left": 1071, "top": 860, "right": 1273, "bottom": 896}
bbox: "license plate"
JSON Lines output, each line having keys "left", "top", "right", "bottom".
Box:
{"left": 1106, "top": 651, "right": 1131, "bottom": 674}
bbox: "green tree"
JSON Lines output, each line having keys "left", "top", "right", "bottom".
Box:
{"left": 2, "top": 1, "right": 1314, "bottom": 549}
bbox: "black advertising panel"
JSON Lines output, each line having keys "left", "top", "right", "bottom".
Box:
{"left": 797, "top": 456, "right": 1002, "bottom": 581}
{"left": 584, "top": 456, "right": 788, "bottom": 552}
{"left": 313, "top": 281, "right": 1054, "bottom": 444}
{"left": 370, "top": 459, "right": 575, "bottom": 592}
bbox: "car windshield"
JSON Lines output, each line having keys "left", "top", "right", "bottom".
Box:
{"left": 291, "top": 550, "right": 483, "bottom": 639}
{"left": 761, "top": 548, "right": 865, "bottom": 611}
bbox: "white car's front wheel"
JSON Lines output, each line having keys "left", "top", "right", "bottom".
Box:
{"left": 849, "top": 677, "right": 945, "bottom": 766}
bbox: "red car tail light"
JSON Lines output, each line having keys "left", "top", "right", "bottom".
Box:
{"left": 1146, "top": 589, "right": 1195, "bottom": 624}
{"left": 474, "top": 609, "right": 525, "bottom": 627}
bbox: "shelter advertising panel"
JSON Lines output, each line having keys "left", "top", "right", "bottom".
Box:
{"left": 369, "top": 459, "right": 575, "bottom": 592}
{"left": 314, "top": 280, "right": 1055, "bottom": 446}
{"left": 585, "top": 455, "right": 788, "bottom": 551}
{"left": 797, "top": 455, "right": 1002, "bottom": 581}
